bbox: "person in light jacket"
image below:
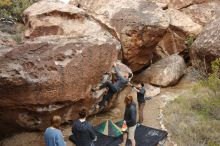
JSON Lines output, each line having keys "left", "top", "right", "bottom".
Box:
{"left": 44, "top": 115, "right": 66, "bottom": 146}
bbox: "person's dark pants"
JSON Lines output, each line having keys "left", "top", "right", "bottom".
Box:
{"left": 99, "top": 81, "right": 117, "bottom": 106}
{"left": 69, "top": 135, "right": 76, "bottom": 144}
{"left": 138, "top": 102, "right": 145, "bottom": 124}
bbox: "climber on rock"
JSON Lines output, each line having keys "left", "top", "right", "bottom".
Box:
{"left": 92, "top": 63, "right": 132, "bottom": 109}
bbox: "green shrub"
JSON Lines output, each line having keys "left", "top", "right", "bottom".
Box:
{"left": 12, "top": 33, "right": 22, "bottom": 43}
{"left": 164, "top": 58, "right": 220, "bottom": 146}
{"left": 0, "top": 0, "right": 35, "bottom": 23}
{"left": 185, "top": 35, "right": 196, "bottom": 48}
{"left": 200, "top": 58, "right": 220, "bottom": 92}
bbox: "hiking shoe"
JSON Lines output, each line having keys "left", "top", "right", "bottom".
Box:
{"left": 91, "top": 87, "right": 100, "bottom": 92}
{"left": 91, "top": 88, "right": 96, "bottom": 92}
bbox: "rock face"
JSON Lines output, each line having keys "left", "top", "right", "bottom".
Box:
{"left": 71, "top": 0, "right": 170, "bottom": 72}
{"left": 0, "top": 32, "right": 15, "bottom": 57}
{"left": 135, "top": 54, "right": 186, "bottom": 87}
{"left": 166, "top": 8, "right": 202, "bottom": 35}
{"left": 156, "top": 28, "right": 186, "bottom": 58}
{"left": 147, "top": 0, "right": 170, "bottom": 8}
{"left": 190, "top": 17, "right": 220, "bottom": 73}
{"left": 182, "top": 1, "right": 220, "bottom": 26}
{"left": 23, "top": 1, "right": 107, "bottom": 38}
{"left": 168, "top": 0, "right": 208, "bottom": 9}
{"left": 0, "top": 36, "right": 120, "bottom": 137}
{"left": 155, "top": 9, "right": 202, "bottom": 59}
{"left": 0, "top": 1, "right": 121, "bottom": 137}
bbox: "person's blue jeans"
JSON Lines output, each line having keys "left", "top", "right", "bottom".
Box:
{"left": 99, "top": 81, "right": 117, "bottom": 106}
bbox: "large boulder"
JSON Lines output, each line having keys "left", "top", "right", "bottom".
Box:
{"left": 70, "top": 0, "right": 170, "bottom": 72}
{"left": 0, "top": 35, "right": 120, "bottom": 137}
{"left": 190, "top": 17, "right": 220, "bottom": 73}
{"left": 0, "top": 1, "right": 121, "bottom": 137}
{"left": 156, "top": 28, "right": 186, "bottom": 59}
{"left": 168, "top": 0, "right": 208, "bottom": 9}
{"left": 155, "top": 9, "right": 202, "bottom": 59}
{"left": 182, "top": 1, "right": 220, "bottom": 26}
{"left": 135, "top": 54, "right": 186, "bottom": 87}
{"left": 23, "top": 0, "right": 105, "bottom": 38}
{"left": 166, "top": 8, "right": 202, "bottom": 35}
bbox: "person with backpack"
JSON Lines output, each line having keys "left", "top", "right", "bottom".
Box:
{"left": 132, "top": 82, "right": 146, "bottom": 125}
{"left": 69, "top": 108, "right": 97, "bottom": 146}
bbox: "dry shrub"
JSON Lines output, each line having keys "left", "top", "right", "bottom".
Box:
{"left": 164, "top": 58, "right": 220, "bottom": 146}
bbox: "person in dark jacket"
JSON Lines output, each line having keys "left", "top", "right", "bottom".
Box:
{"left": 93, "top": 63, "right": 132, "bottom": 109}
{"left": 120, "top": 95, "right": 137, "bottom": 146}
{"left": 44, "top": 115, "right": 66, "bottom": 146}
{"left": 133, "top": 82, "right": 146, "bottom": 124}
{"left": 69, "top": 108, "right": 97, "bottom": 146}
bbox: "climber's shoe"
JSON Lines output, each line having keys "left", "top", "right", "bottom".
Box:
{"left": 91, "top": 88, "right": 96, "bottom": 92}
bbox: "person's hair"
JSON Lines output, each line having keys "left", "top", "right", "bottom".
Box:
{"left": 79, "top": 108, "right": 87, "bottom": 119}
{"left": 140, "top": 82, "right": 144, "bottom": 87}
{"left": 124, "top": 95, "right": 133, "bottom": 106}
{"left": 128, "top": 73, "right": 132, "bottom": 78}
{"left": 135, "top": 81, "right": 144, "bottom": 87}
{"left": 51, "top": 115, "right": 61, "bottom": 128}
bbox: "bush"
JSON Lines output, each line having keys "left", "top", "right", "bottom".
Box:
{"left": 164, "top": 58, "right": 220, "bottom": 146}
{"left": 0, "top": 0, "right": 35, "bottom": 23}
{"left": 185, "top": 35, "right": 196, "bottom": 48}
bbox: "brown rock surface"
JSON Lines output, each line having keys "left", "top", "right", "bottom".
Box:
{"left": 156, "top": 28, "right": 186, "bottom": 59}
{"left": 166, "top": 8, "right": 202, "bottom": 35}
{"left": 182, "top": 1, "right": 220, "bottom": 26}
{"left": 71, "top": 0, "right": 170, "bottom": 72}
{"left": 135, "top": 54, "right": 186, "bottom": 87}
{"left": 23, "top": 0, "right": 106, "bottom": 38}
{"left": 0, "top": 35, "right": 120, "bottom": 137}
{"left": 0, "top": 1, "right": 122, "bottom": 137}
{"left": 190, "top": 17, "right": 220, "bottom": 73}
{"left": 155, "top": 8, "right": 202, "bottom": 59}
{"left": 147, "top": 0, "right": 170, "bottom": 8}
{"left": 0, "top": 32, "right": 15, "bottom": 57}
{"left": 168, "top": 0, "right": 208, "bottom": 9}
